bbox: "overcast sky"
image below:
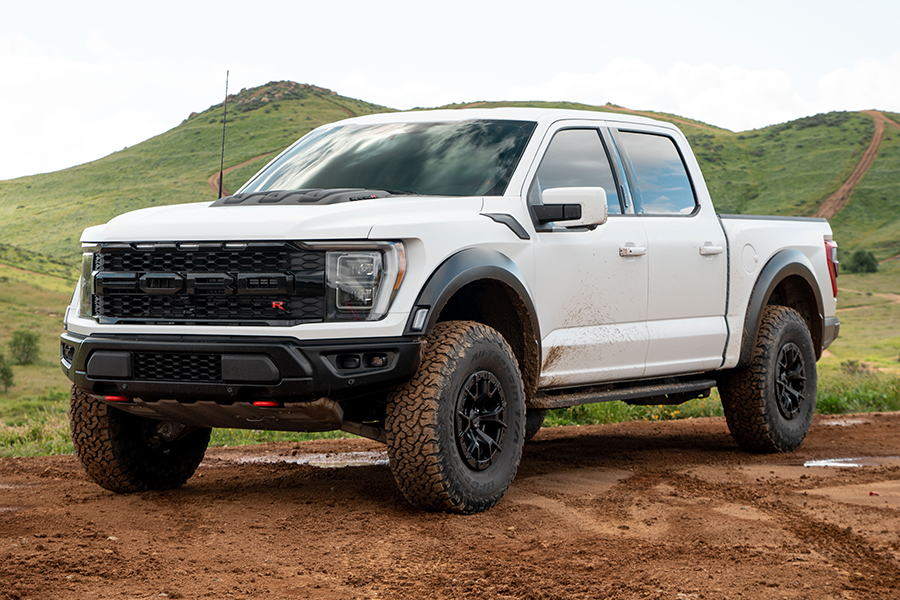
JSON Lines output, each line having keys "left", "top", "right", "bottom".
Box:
{"left": 2, "top": 0, "right": 899, "bottom": 181}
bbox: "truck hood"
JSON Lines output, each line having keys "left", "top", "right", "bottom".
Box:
{"left": 81, "top": 195, "right": 485, "bottom": 243}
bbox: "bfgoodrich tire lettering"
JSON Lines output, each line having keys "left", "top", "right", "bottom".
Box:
{"left": 719, "top": 306, "right": 817, "bottom": 453}
{"left": 69, "top": 387, "right": 210, "bottom": 493}
{"left": 385, "top": 321, "right": 525, "bottom": 514}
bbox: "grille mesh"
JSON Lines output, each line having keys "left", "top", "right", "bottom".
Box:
{"left": 133, "top": 353, "right": 222, "bottom": 382}
{"left": 93, "top": 242, "right": 325, "bottom": 325}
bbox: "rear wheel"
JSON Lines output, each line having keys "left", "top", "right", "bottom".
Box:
{"left": 386, "top": 321, "right": 525, "bottom": 514}
{"left": 719, "top": 306, "right": 817, "bottom": 453}
{"left": 69, "top": 387, "right": 210, "bottom": 492}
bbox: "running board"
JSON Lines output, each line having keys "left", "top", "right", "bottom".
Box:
{"left": 529, "top": 378, "right": 716, "bottom": 410}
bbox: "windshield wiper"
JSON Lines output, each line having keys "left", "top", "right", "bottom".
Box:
{"left": 382, "top": 189, "right": 421, "bottom": 196}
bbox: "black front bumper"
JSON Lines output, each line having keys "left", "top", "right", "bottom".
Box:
{"left": 60, "top": 332, "right": 423, "bottom": 404}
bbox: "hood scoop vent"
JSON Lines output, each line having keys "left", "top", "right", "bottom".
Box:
{"left": 210, "top": 189, "right": 391, "bottom": 207}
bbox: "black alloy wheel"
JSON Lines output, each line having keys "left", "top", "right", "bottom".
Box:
{"left": 455, "top": 371, "right": 508, "bottom": 470}
{"left": 775, "top": 342, "right": 806, "bottom": 419}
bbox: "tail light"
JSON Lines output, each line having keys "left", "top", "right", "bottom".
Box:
{"left": 824, "top": 239, "right": 839, "bottom": 297}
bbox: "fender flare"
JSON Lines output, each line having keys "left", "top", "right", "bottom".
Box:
{"left": 739, "top": 248, "right": 825, "bottom": 367}
{"left": 403, "top": 247, "right": 540, "bottom": 345}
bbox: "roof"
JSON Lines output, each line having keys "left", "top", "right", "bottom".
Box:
{"left": 341, "top": 106, "right": 670, "bottom": 130}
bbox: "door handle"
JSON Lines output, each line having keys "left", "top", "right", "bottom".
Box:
{"left": 699, "top": 245, "right": 724, "bottom": 256}
{"left": 619, "top": 246, "right": 647, "bottom": 257}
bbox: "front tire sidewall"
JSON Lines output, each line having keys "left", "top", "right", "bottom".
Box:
{"left": 434, "top": 342, "right": 524, "bottom": 504}
{"left": 386, "top": 321, "right": 525, "bottom": 514}
{"left": 70, "top": 387, "right": 210, "bottom": 493}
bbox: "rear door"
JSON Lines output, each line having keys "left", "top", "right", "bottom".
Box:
{"left": 610, "top": 126, "right": 728, "bottom": 376}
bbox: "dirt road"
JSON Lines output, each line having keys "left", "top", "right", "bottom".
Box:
{"left": 2, "top": 414, "right": 899, "bottom": 599}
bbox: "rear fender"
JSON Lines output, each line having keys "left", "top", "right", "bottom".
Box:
{"left": 739, "top": 249, "right": 824, "bottom": 366}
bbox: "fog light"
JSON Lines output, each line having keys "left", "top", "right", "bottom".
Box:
{"left": 367, "top": 354, "right": 387, "bottom": 368}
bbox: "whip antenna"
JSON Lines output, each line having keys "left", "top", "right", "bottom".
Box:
{"left": 218, "top": 70, "right": 230, "bottom": 199}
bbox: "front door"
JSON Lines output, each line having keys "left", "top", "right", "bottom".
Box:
{"left": 528, "top": 125, "right": 650, "bottom": 388}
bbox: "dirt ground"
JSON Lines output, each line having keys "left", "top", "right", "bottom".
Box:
{"left": 2, "top": 413, "right": 899, "bottom": 600}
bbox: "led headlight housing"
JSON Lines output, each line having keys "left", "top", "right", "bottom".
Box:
{"left": 78, "top": 244, "right": 98, "bottom": 319}
{"left": 311, "top": 242, "right": 406, "bottom": 322}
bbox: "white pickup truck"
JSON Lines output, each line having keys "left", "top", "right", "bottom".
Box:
{"left": 61, "top": 108, "right": 840, "bottom": 513}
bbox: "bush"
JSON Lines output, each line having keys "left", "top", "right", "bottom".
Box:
{"left": 841, "top": 359, "right": 873, "bottom": 376}
{"left": 844, "top": 248, "right": 879, "bottom": 273}
{"left": 0, "top": 352, "right": 13, "bottom": 391}
{"left": 8, "top": 329, "right": 40, "bottom": 365}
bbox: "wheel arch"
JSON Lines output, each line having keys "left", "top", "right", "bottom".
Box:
{"left": 405, "top": 248, "right": 541, "bottom": 399}
{"left": 739, "top": 249, "right": 825, "bottom": 367}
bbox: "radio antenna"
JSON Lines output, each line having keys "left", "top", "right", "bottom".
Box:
{"left": 218, "top": 70, "right": 230, "bottom": 199}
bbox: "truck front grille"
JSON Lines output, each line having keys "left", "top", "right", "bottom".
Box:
{"left": 91, "top": 242, "right": 325, "bottom": 326}
{"left": 133, "top": 352, "right": 223, "bottom": 382}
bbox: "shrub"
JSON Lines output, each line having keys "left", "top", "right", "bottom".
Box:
{"left": 841, "top": 359, "right": 872, "bottom": 376}
{"left": 8, "top": 329, "right": 40, "bottom": 365}
{"left": 844, "top": 248, "right": 879, "bottom": 273}
{"left": 0, "top": 352, "right": 13, "bottom": 391}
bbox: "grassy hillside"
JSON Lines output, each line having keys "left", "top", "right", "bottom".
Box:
{"left": 0, "top": 82, "right": 388, "bottom": 263}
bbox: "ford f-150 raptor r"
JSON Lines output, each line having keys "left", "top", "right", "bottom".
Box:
{"left": 61, "top": 108, "right": 840, "bottom": 514}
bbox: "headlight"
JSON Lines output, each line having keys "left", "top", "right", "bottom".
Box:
{"left": 78, "top": 245, "right": 98, "bottom": 319}
{"left": 313, "top": 242, "right": 406, "bottom": 322}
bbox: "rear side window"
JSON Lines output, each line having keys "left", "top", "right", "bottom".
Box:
{"left": 618, "top": 131, "right": 696, "bottom": 215}
{"left": 528, "top": 129, "right": 622, "bottom": 214}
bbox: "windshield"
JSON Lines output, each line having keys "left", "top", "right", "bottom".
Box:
{"left": 240, "top": 119, "right": 537, "bottom": 197}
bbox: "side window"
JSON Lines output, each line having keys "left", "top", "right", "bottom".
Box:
{"left": 528, "top": 129, "right": 622, "bottom": 215}
{"left": 618, "top": 131, "right": 697, "bottom": 215}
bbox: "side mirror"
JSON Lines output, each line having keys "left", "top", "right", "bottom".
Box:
{"left": 534, "top": 187, "right": 608, "bottom": 227}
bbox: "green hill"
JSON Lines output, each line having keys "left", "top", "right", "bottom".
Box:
{"left": 1, "top": 81, "right": 898, "bottom": 276}
{"left": 0, "top": 82, "right": 389, "bottom": 268}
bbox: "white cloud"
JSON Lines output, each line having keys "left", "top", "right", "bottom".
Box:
{"left": 817, "top": 53, "right": 900, "bottom": 114}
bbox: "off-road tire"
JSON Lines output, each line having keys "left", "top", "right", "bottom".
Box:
{"left": 719, "top": 306, "right": 817, "bottom": 453}
{"left": 385, "top": 321, "right": 525, "bottom": 514}
{"left": 524, "top": 409, "right": 547, "bottom": 442}
{"left": 69, "top": 387, "right": 211, "bottom": 493}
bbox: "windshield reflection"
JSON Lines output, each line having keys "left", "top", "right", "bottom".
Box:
{"left": 241, "top": 120, "right": 537, "bottom": 197}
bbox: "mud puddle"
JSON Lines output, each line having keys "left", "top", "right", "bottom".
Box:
{"left": 208, "top": 450, "right": 389, "bottom": 468}
{"left": 803, "top": 456, "right": 900, "bottom": 468}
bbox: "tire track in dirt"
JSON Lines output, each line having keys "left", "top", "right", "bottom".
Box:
{"left": 3, "top": 415, "right": 900, "bottom": 599}
{"left": 813, "top": 110, "right": 900, "bottom": 220}
{"left": 206, "top": 152, "right": 275, "bottom": 197}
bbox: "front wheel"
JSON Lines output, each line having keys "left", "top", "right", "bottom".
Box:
{"left": 386, "top": 321, "right": 525, "bottom": 514}
{"left": 719, "top": 306, "right": 817, "bottom": 453}
{"left": 69, "top": 387, "right": 211, "bottom": 493}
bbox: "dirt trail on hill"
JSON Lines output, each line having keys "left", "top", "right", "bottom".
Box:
{"left": 814, "top": 111, "right": 900, "bottom": 220}
{"left": 3, "top": 414, "right": 900, "bottom": 599}
{"left": 207, "top": 152, "right": 275, "bottom": 197}
{"left": 837, "top": 287, "right": 900, "bottom": 313}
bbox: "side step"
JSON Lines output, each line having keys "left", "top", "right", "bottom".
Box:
{"left": 529, "top": 378, "right": 717, "bottom": 410}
